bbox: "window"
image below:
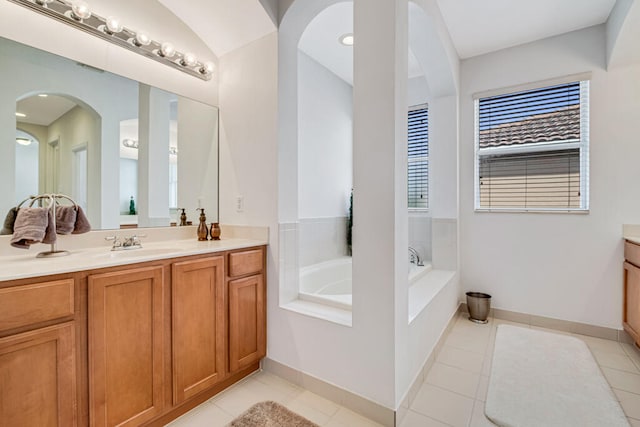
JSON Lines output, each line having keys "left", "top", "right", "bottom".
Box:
{"left": 408, "top": 105, "right": 429, "bottom": 209}
{"left": 475, "top": 80, "right": 589, "bottom": 212}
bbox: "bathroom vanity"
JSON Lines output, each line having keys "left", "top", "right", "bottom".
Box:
{"left": 623, "top": 239, "right": 640, "bottom": 347}
{"left": 0, "top": 241, "right": 266, "bottom": 427}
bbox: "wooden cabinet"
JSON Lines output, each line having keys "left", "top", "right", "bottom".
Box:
{"left": 229, "top": 274, "right": 266, "bottom": 372}
{"left": 0, "top": 276, "right": 77, "bottom": 427}
{"left": 0, "top": 278, "right": 74, "bottom": 332}
{"left": 624, "top": 241, "right": 640, "bottom": 346}
{"left": 0, "top": 322, "right": 76, "bottom": 426}
{"left": 88, "top": 266, "right": 165, "bottom": 427}
{"left": 0, "top": 244, "right": 266, "bottom": 427}
{"left": 172, "top": 256, "right": 225, "bottom": 404}
{"left": 228, "top": 247, "right": 266, "bottom": 373}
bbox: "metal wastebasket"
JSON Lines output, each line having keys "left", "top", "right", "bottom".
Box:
{"left": 466, "top": 292, "right": 491, "bottom": 324}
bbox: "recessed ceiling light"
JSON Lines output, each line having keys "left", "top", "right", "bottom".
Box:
{"left": 38, "top": 94, "right": 48, "bottom": 97}
{"left": 15, "top": 112, "right": 26, "bottom": 118}
{"left": 16, "top": 138, "right": 32, "bottom": 146}
{"left": 339, "top": 33, "right": 354, "bottom": 46}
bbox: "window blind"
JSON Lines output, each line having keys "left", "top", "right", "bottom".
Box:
{"left": 475, "top": 81, "right": 589, "bottom": 211}
{"left": 408, "top": 105, "right": 428, "bottom": 209}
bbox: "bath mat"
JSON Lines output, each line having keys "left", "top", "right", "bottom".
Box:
{"left": 228, "top": 401, "right": 319, "bottom": 427}
{"left": 485, "top": 325, "right": 629, "bottom": 427}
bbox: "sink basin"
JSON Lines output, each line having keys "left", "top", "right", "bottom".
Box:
{"left": 92, "top": 247, "right": 178, "bottom": 259}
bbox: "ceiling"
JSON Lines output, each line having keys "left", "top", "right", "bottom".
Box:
{"left": 436, "top": 0, "right": 617, "bottom": 59}
{"left": 298, "top": 2, "right": 423, "bottom": 86}
{"left": 16, "top": 95, "right": 77, "bottom": 126}
{"left": 157, "top": 0, "right": 276, "bottom": 57}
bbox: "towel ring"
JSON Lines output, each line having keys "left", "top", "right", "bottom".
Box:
{"left": 28, "top": 194, "right": 54, "bottom": 208}
{"left": 12, "top": 193, "right": 81, "bottom": 259}
{"left": 53, "top": 194, "right": 79, "bottom": 209}
{"left": 16, "top": 195, "right": 36, "bottom": 209}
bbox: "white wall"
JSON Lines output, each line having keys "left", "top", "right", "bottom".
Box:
{"left": 298, "top": 52, "right": 353, "bottom": 219}
{"left": 119, "top": 159, "right": 138, "bottom": 214}
{"left": 459, "top": 25, "right": 638, "bottom": 329}
{"left": 298, "top": 217, "right": 348, "bottom": 267}
{"left": 138, "top": 85, "right": 171, "bottom": 227}
{"left": 408, "top": 214, "right": 431, "bottom": 262}
{"left": 408, "top": 76, "right": 430, "bottom": 107}
{"left": 15, "top": 139, "right": 39, "bottom": 203}
{"left": 177, "top": 98, "right": 220, "bottom": 221}
{"left": 48, "top": 106, "right": 99, "bottom": 213}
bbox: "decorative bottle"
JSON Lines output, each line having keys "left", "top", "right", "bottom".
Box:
{"left": 197, "top": 208, "right": 208, "bottom": 241}
{"left": 210, "top": 222, "right": 221, "bottom": 240}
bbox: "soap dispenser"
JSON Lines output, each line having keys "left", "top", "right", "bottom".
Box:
{"left": 179, "top": 208, "right": 187, "bottom": 226}
{"left": 197, "top": 208, "right": 208, "bottom": 241}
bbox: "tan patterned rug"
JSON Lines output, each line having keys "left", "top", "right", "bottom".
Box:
{"left": 228, "top": 401, "right": 319, "bottom": 427}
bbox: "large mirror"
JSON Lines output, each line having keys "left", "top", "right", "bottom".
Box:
{"left": 0, "top": 36, "right": 219, "bottom": 230}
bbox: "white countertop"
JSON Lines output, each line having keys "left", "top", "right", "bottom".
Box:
{"left": 623, "top": 224, "right": 640, "bottom": 245}
{"left": 626, "top": 237, "right": 640, "bottom": 245}
{"left": 0, "top": 231, "right": 267, "bottom": 282}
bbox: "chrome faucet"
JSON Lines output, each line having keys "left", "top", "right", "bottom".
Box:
{"left": 105, "top": 234, "right": 146, "bottom": 251}
{"left": 409, "top": 246, "right": 424, "bottom": 266}
{"left": 105, "top": 235, "right": 122, "bottom": 251}
{"left": 123, "top": 234, "right": 145, "bottom": 249}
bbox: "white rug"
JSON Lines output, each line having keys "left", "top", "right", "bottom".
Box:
{"left": 485, "top": 325, "right": 629, "bottom": 427}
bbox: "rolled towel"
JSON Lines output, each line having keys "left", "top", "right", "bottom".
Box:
{"left": 42, "top": 208, "right": 56, "bottom": 244}
{"left": 72, "top": 206, "right": 91, "bottom": 234}
{"left": 0, "top": 207, "right": 18, "bottom": 235}
{"left": 10, "top": 207, "right": 53, "bottom": 249}
{"left": 55, "top": 205, "right": 77, "bottom": 235}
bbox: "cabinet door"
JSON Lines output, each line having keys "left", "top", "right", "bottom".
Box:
{"left": 229, "top": 275, "right": 266, "bottom": 372}
{"left": 624, "top": 261, "right": 640, "bottom": 344}
{"left": 172, "top": 256, "right": 225, "bottom": 404}
{"left": 0, "top": 322, "right": 76, "bottom": 426}
{"left": 89, "top": 266, "right": 164, "bottom": 427}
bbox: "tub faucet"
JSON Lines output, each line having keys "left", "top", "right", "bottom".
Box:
{"left": 409, "top": 247, "right": 424, "bottom": 266}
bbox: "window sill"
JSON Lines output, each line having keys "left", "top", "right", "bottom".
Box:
{"left": 474, "top": 208, "right": 589, "bottom": 214}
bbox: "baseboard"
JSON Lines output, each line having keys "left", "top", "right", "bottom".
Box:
{"left": 261, "top": 358, "right": 395, "bottom": 427}
{"left": 459, "top": 302, "right": 629, "bottom": 342}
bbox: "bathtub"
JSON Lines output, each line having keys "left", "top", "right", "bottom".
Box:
{"left": 299, "top": 257, "right": 432, "bottom": 310}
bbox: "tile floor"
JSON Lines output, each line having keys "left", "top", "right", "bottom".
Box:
{"left": 168, "top": 312, "right": 640, "bottom": 427}
{"left": 166, "top": 370, "right": 383, "bottom": 427}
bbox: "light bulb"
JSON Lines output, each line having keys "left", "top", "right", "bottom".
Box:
{"left": 339, "top": 33, "right": 354, "bottom": 46}
{"left": 181, "top": 52, "right": 197, "bottom": 67}
{"left": 134, "top": 31, "right": 151, "bottom": 47}
{"left": 71, "top": 1, "right": 91, "bottom": 20}
{"left": 16, "top": 138, "right": 32, "bottom": 146}
{"left": 200, "top": 61, "right": 215, "bottom": 75}
{"left": 159, "top": 42, "right": 175, "bottom": 58}
{"left": 105, "top": 16, "right": 123, "bottom": 34}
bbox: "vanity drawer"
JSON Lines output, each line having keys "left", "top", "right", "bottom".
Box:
{"left": 0, "top": 278, "right": 75, "bottom": 332}
{"left": 228, "top": 249, "right": 264, "bottom": 277}
{"left": 625, "top": 241, "right": 640, "bottom": 268}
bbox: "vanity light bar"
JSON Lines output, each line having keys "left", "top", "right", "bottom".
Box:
{"left": 8, "top": 0, "right": 215, "bottom": 81}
